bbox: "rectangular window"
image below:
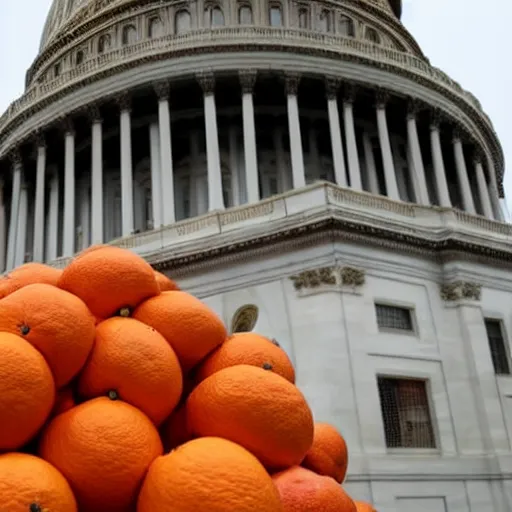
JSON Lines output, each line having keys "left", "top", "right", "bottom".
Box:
{"left": 485, "top": 319, "right": 511, "bottom": 375}
{"left": 375, "top": 304, "right": 414, "bottom": 332}
{"left": 377, "top": 377, "right": 436, "bottom": 449}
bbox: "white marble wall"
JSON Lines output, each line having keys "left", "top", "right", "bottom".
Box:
{"left": 175, "top": 241, "right": 512, "bottom": 512}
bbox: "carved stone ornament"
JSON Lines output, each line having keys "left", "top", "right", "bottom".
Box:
{"left": 407, "top": 97, "right": 423, "bottom": 119}
{"left": 440, "top": 281, "right": 482, "bottom": 302}
{"left": 116, "top": 92, "right": 131, "bottom": 112}
{"left": 58, "top": 115, "right": 74, "bottom": 135}
{"left": 86, "top": 103, "right": 102, "bottom": 123}
{"left": 375, "top": 88, "right": 389, "bottom": 109}
{"left": 239, "top": 70, "right": 257, "bottom": 94}
{"left": 197, "top": 71, "right": 215, "bottom": 94}
{"left": 342, "top": 83, "right": 357, "bottom": 104}
{"left": 8, "top": 149, "right": 22, "bottom": 167}
{"left": 290, "top": 266, "right": 365, "bottom": 292}
{"left": 230, "top": 304, "right": 259, "bottom": 333}
{"left": 33, "top": 130, "right": 46, "bottom": 149}
{"left": 325, "top": 77, "right": 341, "bottom": 100}
{"left": 284, "top": 73, "right": 301, "bottom": 96}
{"left": 153, "top": 80, "right": 170, "bottom": 101}
{"left": 430, "top": 109, "right": 444, "bottom": 129}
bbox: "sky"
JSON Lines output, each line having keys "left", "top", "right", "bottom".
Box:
{"left": 0, "top": 0, "right": 510, "bottom": 211}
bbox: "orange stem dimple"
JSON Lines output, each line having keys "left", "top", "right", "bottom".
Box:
{"left": 108, "top": 390, "right": 119, "bottom": 401}
{"left": 262, "top": 362, "right": 273, "bottom": 370}
{"left": 20, "top": 324, "right": 30, "bottom": 335}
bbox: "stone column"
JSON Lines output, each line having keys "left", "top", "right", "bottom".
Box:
{"left": 46, "top": 170, "right": 59, "bottom": 262}
{"left": 429, "top": 112, "right": 451, "bottom": 207}
{"left": 375, "top": 91, "right": 399, "bottom": 200}
{"left": 362, "top": 132, "right": 379, "bottom": 194}
{"left": 6, "top": 152, "right": 22, "bottom": 270}
{"left": 325, "top": 78, "right": 347, "bottom": 188}
{"left": 63, "top": 118, "right": 76, "bottom": 257}
{"left": 0, "top": 178, "right": 5, "bottom": 272}
{"left": 229, "top": 124, "right": 240, "bottom": 207}
{"left": 453, "top": 130, "right": 476, "bottom": 214}
{"left": 406, "top": 100, "right": 429, "bottom": 205}
{"left": 474, "top": 157, "right": 493, "bottom": 219}
{"left": 486, "top": 154, "right": 505, "bottom": 221}
{"left": 118, "top": 93, "right": 134, "bottom": 235}
{"left": 285, "top": 73, "right": 306, "bottom": 189}
{"left": 197, "top": 72, "right": 224, "bottom": 211}
{"left": 239, "top": 70, "right": 260, "bottom": 203}
{"left": 342, "top": 85, "right": 362, "bottom": 190}
{"left": 14, "top": 182, "right": 28, "bottom": 267}
{"left": 89, "top": 105, "right": 104, "bottom": 245}
{"left": 33, "top": 135, "right": 47, "bottom": 262}
{"left": 149, "top": 122, "right": 162, "bottom": 228}
{"left": 155, "top": 81, "right": 175, "bottom": 225}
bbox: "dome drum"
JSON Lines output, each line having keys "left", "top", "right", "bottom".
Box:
{"left": 0, "top": 68, "right": 504, "bottom": 272}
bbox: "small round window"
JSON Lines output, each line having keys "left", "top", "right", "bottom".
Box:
{"left": 231, "top": 304, "right": 259, "bottom": 333}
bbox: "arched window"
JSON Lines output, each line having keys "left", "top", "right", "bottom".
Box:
{"left": 338, "top": 15, "right": 354, "bottom": 37}
{"left": 204, "top": 5, "right": 225, "bottom": 27}
{"left": 231, "top": 304, "right": 259, "bottom": 333}
{"left": 365, "top": 27, "right": 380, "bottom": 43}
{"left": 54, "top": 63, "right": 61, "bottom": 77}
{"left": 76, "top": 50, "right": 84, "bottom": 65}
{"left": 148, "top": 17, "right": 163, "bottom": 38}
{"left": 122, "top": 24, "right": 138, "bottom": 45}
{"left": 269, "top": 4, "right": 282, "bottom": 26}
{"left": 298, "top": 8, "right": 309, "bottom": 29}
{"left": 98, "top": 34, "right": 111, "bottom": 53}
{"left": 319, "top": 9, "right": 331, "bottom": 32}
{"left": 175, "top": 9, "right": 191, "bottom": 33}
{"left": 238, "top": 4, "right": 253, "bottom": 24}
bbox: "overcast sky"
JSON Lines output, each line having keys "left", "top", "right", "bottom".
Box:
{"left": 0, "top": 0, "right": 510, "bottom": 210}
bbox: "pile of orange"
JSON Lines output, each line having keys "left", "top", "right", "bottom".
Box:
{"left": 0, "top": 246, "right": 378, "bottom": 512}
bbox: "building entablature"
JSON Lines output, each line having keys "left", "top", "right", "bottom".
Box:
{"left": 43, "top": 182, "right": 512, "bottom": 275}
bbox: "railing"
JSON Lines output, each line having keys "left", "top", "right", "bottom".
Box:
{"left": 47, "top": 182, "right": 512, "bottom": 269}
{"left": 0, "top": 26, "right": 492, "bottom": 139}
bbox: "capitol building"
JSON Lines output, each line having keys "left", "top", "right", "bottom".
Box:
{"left": 1, "top": 0, "right": 512, "bottom": 509}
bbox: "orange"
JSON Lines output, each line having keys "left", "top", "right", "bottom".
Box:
{"left": 354, "top": 501, "right": 378, "bottom": 512}
{"left": 0, "top": 262, "right": 62, "bottom": 299}
{"left": 78, "top": 317, "right": 183, "bottom": 425}
{"left": 138, "top": 437, "right": 283, "bottom": 512}
{"left": 195, "top": 332, "right": 295, "bottom": 384}
{"left": 272, "top": 466, "right": 356, "bottom": 512}
{"left": 160, "top": 402, "right": 193, "bottom": 452}
{"left": 39, "top": 397, "right": 163, "bottom": 512}
{"left": 0, "top": 453, "right": 77, "bottom": 511}
{"left": 133, "top": 291, "right": 227, "bottom": 372}
{"left": 58, "top": 245, "right": 159, "bottom": 320}
{"left": 302, "top": 422, "right": 349, "bottom": 483}
{"left": 51, "top": 386, "right": 76, "bottom": 418}
{"left": 0, "top": 332, "right": 55, "bottom": 451}
{"left": 154, "top": 270, "right": 180, "bottom": 291}
{"left": 187, "top": 365, "right": 314, "bottom": 469}
{"left": 0, "top": 283, "right": 96, "bottom": 387}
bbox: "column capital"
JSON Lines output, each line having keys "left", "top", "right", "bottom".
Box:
{"left": 429, "top": 109, "right": 445, "bottom": 130}
{"left": 375, "top": 88, "right": 390, "bottom": 109}
{"left": 33, "top": 130, "right": 46, "bottom": 150}
{"left": 58, "top": 115, "right": 75, "bottom": 136}
{"left": 473, "top": 151, "right": 484, "bottom": 167}
{"left": 283, "top": 72, "right": 301, "bottom": 96}
{"left": 86, "top": 103, "right": 103, "bottom": 123}
{"left": 406, "top": 98, "right": 423, "bottom": 120}
{"left": 452, "top": 126, "right": 466, "bottom": 144}
{"left": 197, "top": 71, "right": 215, "bottom": 94}
{"left": 325, "top": 77, "right": 341, "bottom": 100}
{"left": 8, "top": 149, "right": 22, "bottom": 167}
{"left": 342, "top": 83, "right": 357, "bottom": 104}
{"left": 116, "top": 92, "right": 131, "bottom": 112}
{"left": 153, "top": 80, "right": 170, "bottom": 101}
{"left": 239, "top": 69, "right": 257, "bottom": 94}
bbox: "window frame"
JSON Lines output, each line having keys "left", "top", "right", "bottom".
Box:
{"left": 122, "top": 24, "right": 138, "bottom": 46}
{"left": 148, "top": 16, "right": 164, "bottom": 38}
{"left": 484, "top": 317, "right": 511, "bottom": 376}
{"left": 318, "top": 8, "right": 332, "bottom": 33}
{"left": 174, "top": 9, "right": 192, "bottom": 34}
{"left": 97, "top": 33, "right": 111, "bottom": 54}
{"left": 204, "top": 4, "right": 225, "bottom": 28}
{"left": 338, "top": 14, "right": 354, "bottom": 37}
{"left": 238, "top": 3, "right": 253, "bottom": 24}
{"left": 268, "top": 2, "right": 283, "bottom": 27}
{"left": 365, "top": 26, "right": 381, "bottom": 44}
{"left": 297, "top": 6, "right": 309, "bottom": 29}
{"left": 377, "top": 375, "right": 438, "bottom": 452}
{"left": 374, "top": 301, "right": 418, "bottom": 336}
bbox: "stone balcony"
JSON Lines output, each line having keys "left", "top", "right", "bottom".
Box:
{"left": 48, "top": 182, "right": 512, "bottom": 273}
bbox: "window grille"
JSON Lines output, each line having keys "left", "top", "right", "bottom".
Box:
{"left": 377, "top": 377, "right": 436, "bottom": 449}
{"left": 485, "top": 319, "right": 511, "bottom": 375}
{"left": 375, "top": 304, "right": 413, "bottom": 332}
